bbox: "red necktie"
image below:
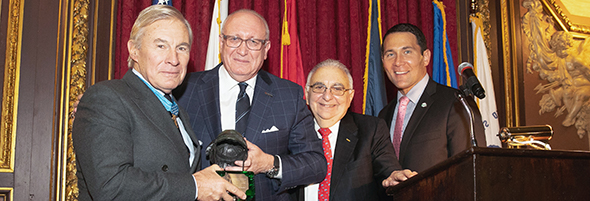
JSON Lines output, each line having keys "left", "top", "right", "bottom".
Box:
{"left": 318, "top": 128, "right": 332, "bottom": 201}
{"left": 393, "top": 96, "right": 410, "bottom": 158}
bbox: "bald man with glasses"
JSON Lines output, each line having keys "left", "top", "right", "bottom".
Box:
{"left": 175, "top": 9, "right": 326, "bottom": 200}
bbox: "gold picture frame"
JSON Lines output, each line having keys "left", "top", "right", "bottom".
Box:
{"left": 1, "top": 0, "right": 24, "bottom": 173}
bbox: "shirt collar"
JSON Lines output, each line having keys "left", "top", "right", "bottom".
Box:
{"left": 397, "top": 74, "right": 429, "bottom": 104}
{"left": 219, "top": 64, "right": 258, "bottom": 92}
{"left": 132, "top": 68, "right": 165, "bottom": 96}
{"left": 313, "top": 118, "right": 341, "bottom": 138}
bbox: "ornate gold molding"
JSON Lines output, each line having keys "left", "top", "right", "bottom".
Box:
{"left": 541, "top": 0, "right": 590, "bottom": 38}
{"left": 501, "top": 0, "right": 514, "bottom": 127}
{"left": 56, "top": 0, "right": 90, "bottom": 200}
{"left": 476, "top": 0, "right": 493, "bottom": 63}
{"left": 0, "top": 187, "right": 14, "bottom": 201}
{"left": 1, "top": 0, "right": 24, "bottom": 172}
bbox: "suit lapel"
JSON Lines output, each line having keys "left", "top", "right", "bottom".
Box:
{"left": 330, "top": 113, "right": 358, "bottom": 192}
{"left": 178, "top": 107, "right": 201, "bottom": 172}
{"left": 199, "top": 65, "right": 223, "bottom": 140}
{"left": 122, "top": 71, "right": 189, "bottom": 160}
{"left": 244, "top": 70, "right": 274, "bottom": 142}
{"left": 399, "top": 79, "right": 437, "bottom": 162}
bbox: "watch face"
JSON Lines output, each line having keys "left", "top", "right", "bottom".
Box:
{"left": 266, "top": 168, "right": 278, "bottom": 177}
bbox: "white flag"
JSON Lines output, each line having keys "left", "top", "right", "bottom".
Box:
{"left": 205, "top": 0, "right": 229, "bottom": 71}
{"left": 471, "top": 17, "right": 501, "bottom": 147}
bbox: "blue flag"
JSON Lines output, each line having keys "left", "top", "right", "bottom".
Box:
{"left": 432, "top": 1, "right": 457, "bottom": 88}
{"left": 363, "top": 0, "right": 387, "bottom": 116}
{"left": 153, "top": 0, "right": 172, "bottom": 6}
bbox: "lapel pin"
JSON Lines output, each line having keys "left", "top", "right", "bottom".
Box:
{"left": 264, "top": 92, "right": 273, "bottom": 97}
{"left": 346, "top": 138, "right": 350, "bottom": 142}
{"left": 421, "top": 102, "right": 427, "bottom": 108}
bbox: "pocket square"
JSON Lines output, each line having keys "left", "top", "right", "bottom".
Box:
{"left": 262, "top": 126, "right": 279, "bottom": 133}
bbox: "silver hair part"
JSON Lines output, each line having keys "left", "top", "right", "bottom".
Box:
{"left": 306, "top": 59, "right": 353, "bottom": 89}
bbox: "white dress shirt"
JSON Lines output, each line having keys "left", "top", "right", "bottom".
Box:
{"left": 218, "top": 65, "right": 256, "bottom": 131}
{"left": 303, "top": 119, "right": 341, "bottom": 201}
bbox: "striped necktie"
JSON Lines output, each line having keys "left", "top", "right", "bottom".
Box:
{"left": 235, "top": 82, "right": 250, "bottom": 135}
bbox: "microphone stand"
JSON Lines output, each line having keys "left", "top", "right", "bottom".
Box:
{"left": 455, "top": 91, "right": 478, "bottom": 147}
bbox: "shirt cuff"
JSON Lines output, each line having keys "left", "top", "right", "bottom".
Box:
{"left": 275, "top": 155, "right": 283, "bottom": 179}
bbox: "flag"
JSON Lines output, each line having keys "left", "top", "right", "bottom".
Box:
{"left": 153, "top": 0, "right": 172, "bottom": 5}
{"left": 205, "top": 0, "right": 229, "bottom": 70}
{"left": 432, "top": 1, "right": 458, "bottom": 88}
{"left": 471, "top": 15, "right": 501, "bottom": 147}
{"left": 280, "top": 0, "right": 305, "bottom": 89}
{"left": 362, "top": 0, "right": 387, "bottom": 116}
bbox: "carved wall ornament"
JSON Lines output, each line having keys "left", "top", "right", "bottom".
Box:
{"left": 522, "top": 0, "right": 590, "bottom": 139}
{"left": 58, "top": 0, "right": 90, "bottom": 200}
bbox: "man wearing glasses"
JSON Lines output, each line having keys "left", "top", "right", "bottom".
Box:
{"left": 175, "top": 9, "right": 326, "bottom": 200}
{"left": 301, "top": 59, "right": 416, "bottom": 201}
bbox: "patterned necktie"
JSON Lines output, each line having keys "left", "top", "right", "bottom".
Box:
{"left": 318, "top": 128, "right": 332, "bottom": 201}
{"left": 164, "top": 94, "right": 179, "bottom": 128}
{"left": 235, "top": 82, "right": 250, "bottom": 135}
{"left": 393, "top": 96, "right": 410, "bottom": 158}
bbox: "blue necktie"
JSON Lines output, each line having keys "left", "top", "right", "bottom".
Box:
{"left": 235, "top": 82, "right": 250, "bottom": 135}
{"left": 164, "top": 94, "right": 179, "bottom": 128}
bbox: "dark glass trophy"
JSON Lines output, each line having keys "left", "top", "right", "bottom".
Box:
{"left": 206, "top": 130, "right": 255, "bottom": 201}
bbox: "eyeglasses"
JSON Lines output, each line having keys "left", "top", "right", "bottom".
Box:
{"left": 309, "top": 84, "right": 353, "bottom": 96}
{"left": 221, "top": 34, "right": 268, "bottom": 51}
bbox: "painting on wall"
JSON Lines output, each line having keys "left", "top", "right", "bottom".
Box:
{"left": 511, "top": 0, "right": 590, "bottom": 150}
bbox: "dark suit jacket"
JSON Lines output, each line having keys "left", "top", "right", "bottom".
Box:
{"left": 326, "top": 112, "right": 402, "bottom": 201}
{"left": 378, "top": 78, "right": 486, "bottom": 172}
{"left": 73, "top": 71, "right": 201, "bottom": 201}
{"left": 175, "top": 65, "right": 327, "bottom": 200}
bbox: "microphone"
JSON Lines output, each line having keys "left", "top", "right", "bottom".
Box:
{"left": 455, "top": 91, "right": 478, "bottom": 147}
{"left": 458, "top": 62, "right": 486, "bottom": 99}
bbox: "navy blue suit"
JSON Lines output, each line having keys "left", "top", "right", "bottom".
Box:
{"left": 175, "top": 65, "right": 327, "bottom": 200}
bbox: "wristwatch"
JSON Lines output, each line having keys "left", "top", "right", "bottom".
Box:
{"left": 266, "top": 155, "right": 280, "bottom": 178}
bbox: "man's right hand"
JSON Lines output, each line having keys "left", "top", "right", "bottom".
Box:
{"left": 193, "top": 164, "right": 246, "bottom": 201}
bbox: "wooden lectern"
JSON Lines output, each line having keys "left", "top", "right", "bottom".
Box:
{"left": 387, "top": 147, "right": 590, "bottom": 200}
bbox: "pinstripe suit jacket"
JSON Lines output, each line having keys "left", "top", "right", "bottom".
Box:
{"left": 175, "top": 64, "right": 327, "bottom": 200}
{"left": 73, "top": 71, "right": 201, "bottom": 200}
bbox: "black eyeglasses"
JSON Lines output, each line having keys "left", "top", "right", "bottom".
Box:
{"left": 308, "top": 84, "right": 353, "bottom": 96}
{"left": 221, "top": 34, "right": 268, "bottom": 51}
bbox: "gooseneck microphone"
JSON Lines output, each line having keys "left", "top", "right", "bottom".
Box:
{"left": 455, "top": 91, "right": 478, "bottom": 147}
{"left": 458, "top": 62, "right": 486, "bottom": 99}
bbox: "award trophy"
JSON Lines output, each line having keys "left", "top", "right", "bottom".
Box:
{"left": 206, "top": 130, "right": 255, "bottom": 201}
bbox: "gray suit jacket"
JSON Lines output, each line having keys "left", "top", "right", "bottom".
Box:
{"left": 73, "top": 71, "right": 201, "bottom": 200}
{"left": 378, "top": 78, "right": 486, "bottom": 172}
{"left": 175, "top": 64, "right": 327, "bottom": 201}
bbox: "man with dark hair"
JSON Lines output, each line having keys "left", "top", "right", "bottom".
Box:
{"left": 378, "top": 23, "right": 486, "bottom": 172}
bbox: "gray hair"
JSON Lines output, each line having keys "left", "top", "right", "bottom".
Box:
{"left": 306, "top": 59, "right": 353, "bottom": 89}
{"left": 127, "top": 5, "right": 193, "bottom": 68}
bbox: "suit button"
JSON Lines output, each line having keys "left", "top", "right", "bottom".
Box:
{"left": 161, "top": 165, "right": 168, "bottom": 172}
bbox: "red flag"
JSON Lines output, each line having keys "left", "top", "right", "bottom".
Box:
{"left": 280, "top": 0, "right": 305, "bottom": 90}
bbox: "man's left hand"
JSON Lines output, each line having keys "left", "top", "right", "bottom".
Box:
{"left": 226, "top": 138, "right": 274, "bottom": 174}
{"left": 382, "top": 169, "right": 418, "bottom": 187}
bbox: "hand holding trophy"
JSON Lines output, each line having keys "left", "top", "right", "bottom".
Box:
{"left": 206, "top": 130, "right": 255, "bottom": 200}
